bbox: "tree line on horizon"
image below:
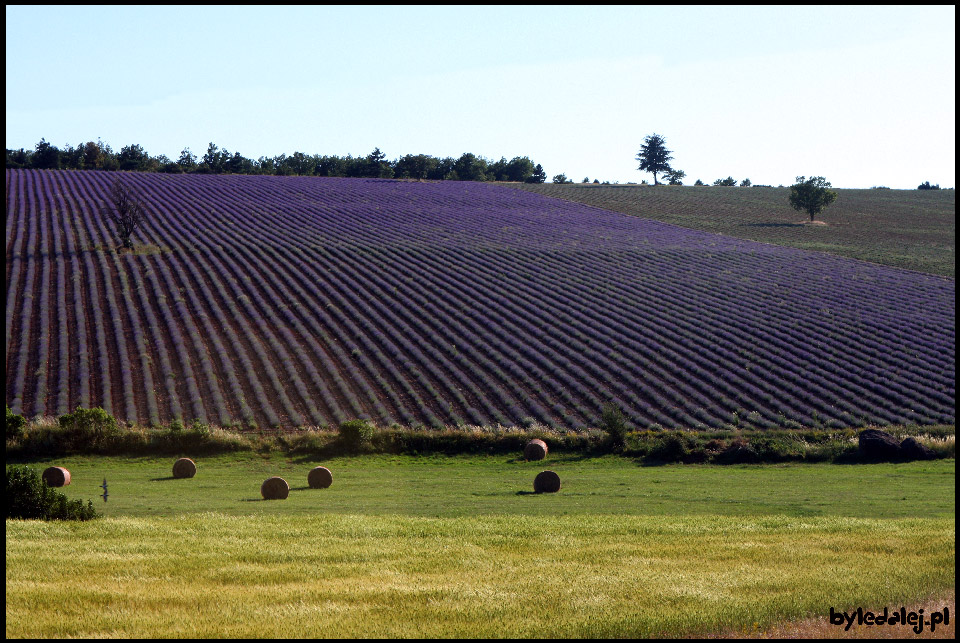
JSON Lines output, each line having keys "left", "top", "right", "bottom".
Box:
{"left": 5, "top": 139, "right": 550, "bottom": 183}
{"left": 7, "top": 137, "right": 949, "bottom": 190}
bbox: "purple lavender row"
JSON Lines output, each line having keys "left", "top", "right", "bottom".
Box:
{"left": 85, "top": 171, "right": 210, "bottom": 423}
{"left": 129, "top": 177, "right": 275, "bottom": 427}
{"left": 14, "top": 171, "right": 950, "bottom": 429}
{"left": 5, "top": 170, "right": 40, "bottom": 415}
{"left": 73, "top": 178, "right": 114, "bottom": 415}
{"left": 71, "top": 172, "right": 146, "bottom": 421}
{"left": 52, "top": 173, "right": 93, "bottom": 409}
{"left": 261, "top": 195, "right": 583, "bottom": 426}
{"left": 200, "top": 179, "right": 457, "bottom": 426}
{"left": 433, "top": 248, "right": 740, "bottom": 426}
{"left": 374, "top": 187, "right": 944, "bottom": 428}
{"left": 243, "top": 191, "right": 532, "bottom": 426}
{"left": 280, "top": 179, "right": 872, "bottom": 428}
{"left": 540, "top": 244, "right": 952, "bottom": 401}
{"left": 30, "top": 171, "right": 57, "bottom": 415}
{"left": 129, "top": 176, "right": 263, "bottom": 426}
{"left": 131, "top": 173, "right": 262, "bottom": 425}
{"left": 42, "top": 172, "right": 81, "bottom": 415}
{"left": 113, "top": 253, "right": 162, "bottom": 425}
{"left": 151, "top": 179, "right": 314, "bottom": 426}
{"left": 200, "top": 196, "right": 416, "bottom": 425}
{"left": 168, "top": 181, "right": 366, "bottom": 426}
{"left": 227, "top": 174, "right": 952, "bottom": 430}
{"left": 391, "top": 244, "right": 727, "bottom": 427}
{"left": 51, "top": 195, "right": 72, "bottom": 416}
{"left": 201, "top": 185, "right": 452, "bottom": 428}
{"left": 586, "top": 246, "right": 953, "bottom": 388}
{"left": 531, "top": 246, "right": 950, "bottom": 424}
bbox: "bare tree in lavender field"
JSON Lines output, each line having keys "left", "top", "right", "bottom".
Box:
{"left": 101, "top": 179, "right": 147, "bottom": 250}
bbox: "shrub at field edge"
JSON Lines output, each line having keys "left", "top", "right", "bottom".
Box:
{"left": 5, "top": 465, "right": 99, "bottom": 521}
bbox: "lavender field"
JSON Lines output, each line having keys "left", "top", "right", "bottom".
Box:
{"left": 5, "top": 169, "right": 955, "bottom": 430}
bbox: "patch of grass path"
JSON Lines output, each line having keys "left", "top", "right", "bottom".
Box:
{"left": 6, "top": 456, "right": 955, "bottom": 637}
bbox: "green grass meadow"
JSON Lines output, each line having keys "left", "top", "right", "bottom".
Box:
{"left": 513, "top": 183, "right": 956, "bottom": 276}
{"left": 6, "top": 454, "right": 956, "bottom": 637}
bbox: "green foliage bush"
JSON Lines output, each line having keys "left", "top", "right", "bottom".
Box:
{"left": 5, "top": 465, "right": 99, "bottom": 521}
{"left": 646, "top": 432, "right": 691, "bottom": 462}
{"left": 599, "top": 403, "right": 629, "bottom": 450}
{"left": 339, "top": 419, "right": 375, "bottom": 449}
{"left": 750, "top": 435, "right": 806, "bottom": 462}
{"left": 57, "top": 406, "right": 119, "bottom": 451}
{"left": 7, "top": 406, "right": 26, "bottom": 441}
{"left": 713, "top": 440, "right": 760, "bottom": 464}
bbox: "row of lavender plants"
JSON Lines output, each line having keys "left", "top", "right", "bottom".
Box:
{"left": 5, "top": 169, "right": 955, "bottom": 430}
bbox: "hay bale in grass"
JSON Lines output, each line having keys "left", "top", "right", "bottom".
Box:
{"left": 524, "top": 438, "right": 548, "bottom": 461}
{"left": 41, "top": 466, "right": 71, "bottom": 487}
{"left": 534, "top": 470, "right": 561, "bottom": 493}
{"left": 307, "top": 466, "right": 333, "bottom": 489}
{"left": 172, "top": 457, "right": 197, "bottom": 478}
{"left": 261, "top": 476, "right": 290, "bottom": 500}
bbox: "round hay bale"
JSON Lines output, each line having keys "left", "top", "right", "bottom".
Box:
{"left": 172, "top": 457, "right": 197, "bottom": 479}
{"left": 534, "top": 470, "right": 561, "bottom": 493}
{"left": 307, "top": 466, "right": 333, "bottom": 489}
{"left": 524, "top": 439, "right": 548, "bottom": 461}
{"left": 261, "top": 476, "right": 290, "bottom": 500}
{"left": 41, "top": 466, "right": 71, "bottom": 487}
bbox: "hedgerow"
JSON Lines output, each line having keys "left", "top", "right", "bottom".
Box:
{"left": 4, "top": 408, "right": 952, "bottom": 464}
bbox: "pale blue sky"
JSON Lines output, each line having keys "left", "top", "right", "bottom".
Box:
{"left": 6, "top": 5, "right": 955, "bottom": 188}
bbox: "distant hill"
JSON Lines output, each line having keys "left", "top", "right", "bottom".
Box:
{"left": 510, "top": 183, "right": 955, "bottom": 277}
{"left": 6, "top": 169, "right": 955, "bottom": 430}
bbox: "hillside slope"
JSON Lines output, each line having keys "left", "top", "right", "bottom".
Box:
{"left": 511, "top": 183, "right": 955, "bottom": 277}
{"left": 5, "top": 169, "right": 955, "bottom": 429}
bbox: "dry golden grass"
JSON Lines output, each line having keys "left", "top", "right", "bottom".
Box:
{"left": 6, "top": 513, "right": 954, "bottom": 638}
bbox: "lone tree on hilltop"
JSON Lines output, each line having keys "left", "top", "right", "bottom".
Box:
{"left": 636, "top": 133, "right": 675, "bottom": 185}
{"left": 789, "top": 176, "right": 838, "bottom": 222}
{"left": 101, "top": 179, "right": 147, "bottom": 250}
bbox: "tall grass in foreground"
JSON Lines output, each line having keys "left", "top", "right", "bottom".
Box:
{"left": 6, "top": 513, "right": 954, "bottom": 638}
